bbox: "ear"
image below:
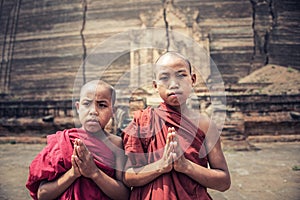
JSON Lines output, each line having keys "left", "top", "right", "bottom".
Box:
{"left": 191, "top": 73, "right": 196, "bottom": 86}
{"left": 152, "top": 80, "right": 158, "bottom": 90}
{"left": 75, "top": 101, "right": 80, "bottom": 114}
{"left": 112, "top": 106, "right": 117, "bottom": 114}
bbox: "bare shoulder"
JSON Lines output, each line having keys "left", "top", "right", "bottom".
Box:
{"left": 186, "top": 108, "right": 212, "bottom": 134}
{"left": 106, "top": 133, "right": 123, "bottom": 149}
{"left": 198, "top": 113, "right": 212, "bottom": 134}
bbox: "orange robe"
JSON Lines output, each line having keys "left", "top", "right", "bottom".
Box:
{"left": 26, "top": 128, "right": 115, "bottom": 200}
{"left": 123, "top": 102, "right": 212, "bottom": 200}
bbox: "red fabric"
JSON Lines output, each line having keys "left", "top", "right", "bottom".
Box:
{"left": 26, "top": 128, "right": 115, "bottom": 200}
{"left": 123, "top": 102, "right": 212, "bottom": 200}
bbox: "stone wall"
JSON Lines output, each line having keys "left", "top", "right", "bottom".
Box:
{"left": 0, "top": 0, "right": 299, "bottom": 142}
{"left": 0, "top": 0, "right": 299, "bottom": 99}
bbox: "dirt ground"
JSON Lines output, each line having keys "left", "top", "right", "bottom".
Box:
{"left": 0, "top": 141, "right": 299, "bottom": 200}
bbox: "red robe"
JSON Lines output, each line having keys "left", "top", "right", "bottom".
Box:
{"left": 123, "top": 102, "right": 212, "bottom": 200}
{"left": 26, "top": 128, "right": 115, "bottom": 200}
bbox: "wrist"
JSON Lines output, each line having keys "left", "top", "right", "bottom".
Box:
{"left": 90, "top": 169, "right": 101, "bottom": 180}
{"left": 156, "top": 159, "right": 172, "bottom": 174}
{"left": 175, "top": 158, "right": 192, "bottom": 174}
{"left": 66, "top": 168, "right": 80, "bottom": 182}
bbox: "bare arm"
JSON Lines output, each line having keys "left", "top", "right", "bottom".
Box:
{"left": 123, "top": 131, "right": 174, "bottom": 187}
{"left": 173, "top": 139, "right": 231, "bottom": 191}
{"left": 74, "top": 138, "right": 129, "bottom": 200}
{"left": 37, "top": 148, "right": 81, "bottom": 200}
{"left": 173, "top": 119, "right": 231, "bottom": 192}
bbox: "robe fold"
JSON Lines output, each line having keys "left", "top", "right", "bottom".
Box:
{"left": 123, "top": 102, "right": 212, "bottom": 200}
{"left": 26, "top": 128, "right": 115, "bottom": 200}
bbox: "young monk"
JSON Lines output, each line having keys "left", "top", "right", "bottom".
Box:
{"left": 26, "top": 80, "right": 129, "bottom": 200}
{"left": 122, "top": 52, "right": 231, "bottom": 199}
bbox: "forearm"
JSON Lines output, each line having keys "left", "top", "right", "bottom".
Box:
{"left": 180, "top": 160, "right": 230, "bottom": 192}
{"left": 37, "top": 169, "right": 78, "bottom": 200}
{"left": 124, "top": 160, "right": 169, "bottom": 187}
{"left": 91, "top": 169, "right": 129, "bottom": 200}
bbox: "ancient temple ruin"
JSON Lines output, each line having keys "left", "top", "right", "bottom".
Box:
{"left": 0, "top": 0, "right": 299, "bottom": 146}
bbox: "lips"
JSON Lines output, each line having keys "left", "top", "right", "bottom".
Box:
{"left": 168, "top": 91, "right": 182, "bottom": 96}
{"left": 87, "top": 118, "right": 98, "bottom": 122}
{"left": 86, "top": 118, "right": 99, "bottom": 125}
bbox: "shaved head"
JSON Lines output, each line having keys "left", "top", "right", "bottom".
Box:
{"left": 154, "top": 52, "right": 192, "bottom": 79}
{"left": 80, "top": 80, "right": 116, "bottom": 105}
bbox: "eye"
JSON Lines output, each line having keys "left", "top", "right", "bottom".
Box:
{"left": 177, "top": 73, "right": 187, "bottom": 78}
{"left": 82, "top": 101, "right": 90, "bottom": 106}
{"left": 158, "top": 75, "right": 169, "bottom": 81}
{"left": 97, "top": 102, "right": 108, "bottom": 108}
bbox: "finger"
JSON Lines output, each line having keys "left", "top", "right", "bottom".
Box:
{"left": 166, "top": 132, "right": 172, "bottom": 145}
{"left": 73, "top": 144, "right": 77, "bottom": 155}
{"left": 72, "top": 155, "right": 77, "bottom": 165}
{"left": 72, "top": 155, "right": 81, "bottom": 169}
{"left": 73, "top": 154, "right": 84, "bottom": 168}
{"left": 75, "top": 145, "right": 83, "bottom": 158}
{"left": 171, "top": 127, "right": 176, "bottom": 135}
{"left": 170, "top": 141, "right": 178, "bottom": 149}
{"left": 170, "top": 127, "right": 176, "bottom": 141}
{"left": 166, "top": 128, "right": 172, "bottom": 143}
{"left": 74, "top": 138, "right": 80, "bottom": 146}
{"left": 77, "top": 140, "right": 89, "bottom": 154}
{"left": 171, "top": 127, "right": 175, "bottom": 132}
{"left": 172, "top": 131, "right": 179, "bottom": 142}
{"left": 167, "top": 152, "right": 176, "bottom": 164}
{"left": 172, "top": 140, "right": 183, "bottom": 155}
{"left": 171, "top": 152, "right": 177, "bottom": 160}
{"left": 165, "top": 142, "right": 175, "bottom": 159}
{"left": 75, "top": 140, "right": 88, "bottom": 158}
{"left": 170, "top": 141, "right": 179, "bottom": 153}
{"left": 166, "top": 129, "right": 176, "bottom": 144}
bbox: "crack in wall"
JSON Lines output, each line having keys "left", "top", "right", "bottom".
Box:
{"left": 250, "top": 0, "right": 276, "bottom": 68}
{"left": 266, "top": 0, "right": 277, "bottom": 64}
{"left": 0, "top": 0, "right": 4, "bottom": 23}
{"left": 0, "top": 0, "right": 22, "bottom": 93}
{"left": 6, "top": 0, "right": 21, "bottom": 92}
{"left": 162, "top": 0, "right": 170, "bottom": 51}
{"left": 80, "top": 0, "right": 87, "bottom": 84}
{"left": 0, "top": 8, "right": 10, "bottom": 91}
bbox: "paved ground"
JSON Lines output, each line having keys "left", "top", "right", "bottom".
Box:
{"left": 0, "top": 141, "right": 299, "bottom": 200}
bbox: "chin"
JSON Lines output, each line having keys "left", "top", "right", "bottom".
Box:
{"left": 86, "top": 127, "right": 102, "bottom": 133}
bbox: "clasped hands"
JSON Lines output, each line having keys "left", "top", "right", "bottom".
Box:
{"left": 71, "top": 138, "right": 99, "bottom": 179}
{"left": 160, "top": 127, "right": 189, "bottom": 173}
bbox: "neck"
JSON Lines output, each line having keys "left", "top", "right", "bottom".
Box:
{"left": 167, "top": 102, "right": 189, "bottom": 115}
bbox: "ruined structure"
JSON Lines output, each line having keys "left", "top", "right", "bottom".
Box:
{"left": 0, "top": 0, "right": 299, "bottom": 145}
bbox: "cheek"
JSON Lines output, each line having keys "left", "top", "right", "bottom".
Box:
{"left": 99, "top": 114, "right": 112, "bottom": 127}
{"left": 78, "top": 108, "right": 88, "bottom": 117}
{"left": 157, "top": 85, "right": 167, "bottom": 92}
{"left": 99, "top": 110, "right": 113, "bottom": 119}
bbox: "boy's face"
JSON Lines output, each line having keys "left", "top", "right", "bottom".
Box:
{"left": 153, "top": 56, "right": 196, "bottom": 108}
{"left": 76, "top": 84, "right": 114, "bottom": 133}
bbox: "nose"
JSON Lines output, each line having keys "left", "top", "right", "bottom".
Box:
{"left": 89, "top": 103, "right": 98, "bottom": 116}
{"left": 169, "top": 78, "right": 179, "bottom": 89}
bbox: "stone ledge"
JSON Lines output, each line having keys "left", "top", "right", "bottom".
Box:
{"left": 247, "top": 134, "right": 300, "bottom": 143}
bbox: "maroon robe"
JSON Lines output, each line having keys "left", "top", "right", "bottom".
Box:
{"left": 26, "top": 128, "right": 115, "bottom": 200}
{"left": 123, "top": 102, "right": 212, "bottom": 200}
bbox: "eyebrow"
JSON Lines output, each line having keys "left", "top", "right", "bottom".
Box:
{"left": 81, "top": 97, "right": 92, "bottom": 101}
{"left": 158, "top": 68, "right": 188, "bottom": 75}
{"left": 96, "top": 100, "right": 109, "bottom": 104}
{"left": 158, "top": 72, "right": 169, "bottom": 76}
{"left": 176, "top": 69, "right": 188, "bottom": 73}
